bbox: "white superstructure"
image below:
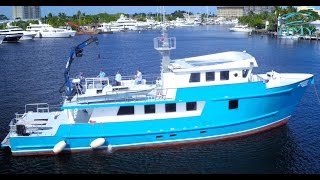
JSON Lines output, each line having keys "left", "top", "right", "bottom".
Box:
{"left": 26, "top": 22, "right": 76, "bottom": 38}
{"left": 6, "top": 26, "right": 37, "bottom": 40}
{"left": 229, "top": 24, "right": 253, "bottom": 33}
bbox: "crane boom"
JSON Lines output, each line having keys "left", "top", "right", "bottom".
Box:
{"left": 63, "top": 36, "right": 99, "bottom": 96}
{"left": 66, "top": 21, "right": 80, "bottom": 29}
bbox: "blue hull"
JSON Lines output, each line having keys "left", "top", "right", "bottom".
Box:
{"left": 8, "top": 78, "right": 313, "bottom": 156}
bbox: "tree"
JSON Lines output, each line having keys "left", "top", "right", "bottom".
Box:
{"left": 0, "top": 14, "right": 9, "bottom": 20}
{"left": 48, "top": 13, "right": 53, "bottom": 18}
{"left": 77, "top": 10, "right": 81, "bottom": 25}
{"left": 299, "top": 10, "right": 320, "bottom": 20}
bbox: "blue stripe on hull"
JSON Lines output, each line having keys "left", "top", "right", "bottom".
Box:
{"left": 9, "top": 78, "right": 312, "bottom": 155}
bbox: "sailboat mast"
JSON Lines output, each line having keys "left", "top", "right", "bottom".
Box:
{"left": 207, "top": 6, "right": 209, "bottom": 23}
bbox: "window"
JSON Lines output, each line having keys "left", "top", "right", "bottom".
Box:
{"left": 144, "top": 104, "right": 155, "bottom": 114}
{"left": 220, "top": 71, "right": 229, "bottom": 80}
{"left": 189, "top": 73, "right": 200, "bottom": 83}
{"left": 117, "top": 106, "right": 134, "bottom": 115}
{"left": 229, "top": 100, "right": 238, "bottom": 109}
{"left": 206, "top": 72, "right": 215, "bottom": 81}
{"left": 165, "top": 103, "right": 176, "bottom": 112}
{"left": 186, "top": 102, "right": 197, "bottom": 111}
{"left": 242, "top": 69, "right": 249, "bottom": 78}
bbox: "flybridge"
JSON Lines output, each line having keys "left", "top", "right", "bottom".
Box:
{"left": 168, "top": 51, "right": 258, "bottom": 72}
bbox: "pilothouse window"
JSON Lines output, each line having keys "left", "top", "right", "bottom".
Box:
{"left": 242, "top": 69, "right": 249, "bottom": 78}
{"left": 189, "top": 73, "right": 200, "bottom": 83}
{"left": 206, "top": 72, "right": 215, "bottom": 81}
{"left": 220, "top": 71, "right": 229, "bottom": 80}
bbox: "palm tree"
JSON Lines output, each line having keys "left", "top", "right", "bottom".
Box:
{"left": 273, "top": 6, "right": 283, "bottom": 17}
{"left": 77, "top": 10, "right": 81, "bottom": 24}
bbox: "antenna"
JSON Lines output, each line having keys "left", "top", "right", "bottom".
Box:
{"left": 154, "top": 6, "right": 176, "bottom": 80}
{"left": 207, "top": 6, "right": 209, "bottom": 23}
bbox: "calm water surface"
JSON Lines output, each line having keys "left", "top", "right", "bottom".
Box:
{"left": 0, "top": 25, "right": 320, "bottom": 174}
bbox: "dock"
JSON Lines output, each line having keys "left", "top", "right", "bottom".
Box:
{"left": 252, "top": 29, "right": 320, "bottom": 41}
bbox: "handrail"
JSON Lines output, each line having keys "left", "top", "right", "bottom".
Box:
{"left": 249, "top": 74, "right": 268, "bottom": 83}
{"left": 71, "top": 74, "right": 160, "bottom": 88}
{"left": 24, "top": 103, "right": 50, "bottom": 113}
{"left": 71, "top": 86, "right": 175, "bottom": 104}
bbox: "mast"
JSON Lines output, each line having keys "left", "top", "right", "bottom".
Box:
{"left": 154, "top": 6, "right": 176, "bottom": 84}
{"left": 206, "top": 6, "right": 209, "bottom": 23}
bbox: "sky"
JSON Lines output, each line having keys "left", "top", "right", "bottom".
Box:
{"left": 0, "top": 6, "right": 217, "bottom": 19}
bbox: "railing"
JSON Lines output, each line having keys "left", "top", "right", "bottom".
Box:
{"left": 71, "top": 86, "right": 175, "bottom": 104}
{"left": 249, "top": 74, "right": 268, "bottom": 83}
{"left": 71, "top": 75, "right": 160, "bottom": 89}
{"left": 25, "top": 103, "right": 50, "bottom": 113}
{"left": 9, "top": 103, "right": 60, "bottom": 134}
{"left": 9, "top": 118, "right": 17, "bottom": 133}
{"left": 154, "top": 37, "right": 176, "bottom": 50}
{"left": 84, "top": 77, "right": 108, "bottom": 89}
{"left": 65, "top": 74, "right": 179, "bottom": 104}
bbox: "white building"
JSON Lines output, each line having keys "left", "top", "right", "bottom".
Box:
{"left": 12, "top": 6, "right": 41, "bottom": 20}
{"left": 217, "top": 6, "right": 274, "bottom": 18}
{"left": 297, "top": 6, "right": 320, "bottom": 16}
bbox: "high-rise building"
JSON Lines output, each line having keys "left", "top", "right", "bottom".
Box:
{"left": 12, "top": 6, "right": 41, "bottom": 20}
{"left": 217, "top": 6, "right": 275, "bottom": 18}
{"left": 217, "top": 6, "right": 244, "bottom": 18}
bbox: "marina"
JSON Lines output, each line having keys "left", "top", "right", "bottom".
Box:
{"left": 0, "top": 24, "right": 320, "bottom": 173}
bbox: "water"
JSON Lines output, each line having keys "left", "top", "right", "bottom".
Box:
{"left": 1, "top": 25, "right": 320, "bottom": 174}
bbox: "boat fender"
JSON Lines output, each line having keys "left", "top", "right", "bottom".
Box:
{"left": 90, "top": 138, "right": 105, "bottom": 148}
{"left": 53, "top": 140, "right": 67, "bottom": 154}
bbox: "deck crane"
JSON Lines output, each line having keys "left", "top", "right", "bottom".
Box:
{"left": 60, "top": 36, "right": 99, "bottom": 98}
{"left": 66, "top": 21, "right": 81, "bottom": 31}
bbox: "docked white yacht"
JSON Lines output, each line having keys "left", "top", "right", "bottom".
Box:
{"left": 6, "top": 26, "right": 37, "bottom": 40}
{"left": 111, "top": 14, "right": 149, "bottom": 31}
{"left": 229, "top": 24, "right": 253, "bottom": 33}
{"left": 26, "top": 22, "right": 76, "bottom": 38}
{"left": 0, "top": 30, "right": 23, "bottom": 42}
{"left": 97, "top": 23, "right": 113, "bottom": 34}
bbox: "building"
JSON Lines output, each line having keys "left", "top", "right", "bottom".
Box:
{"left": 244, "top": 6, "right": 275, "bottom": 16}
{"left": 217, "top": 6, "right": 244, "bottom": 18}
{"left": 12, "top": 6, "right": 41, "bottom": 20}
{"left": 297, "top": 6, "right": 315, "bottom": 11}
{"left": 297, "top": 6, "right": 320, "bottom": 16}
{"left": 217, "top": 6, "right": 275, "bottom": 18}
